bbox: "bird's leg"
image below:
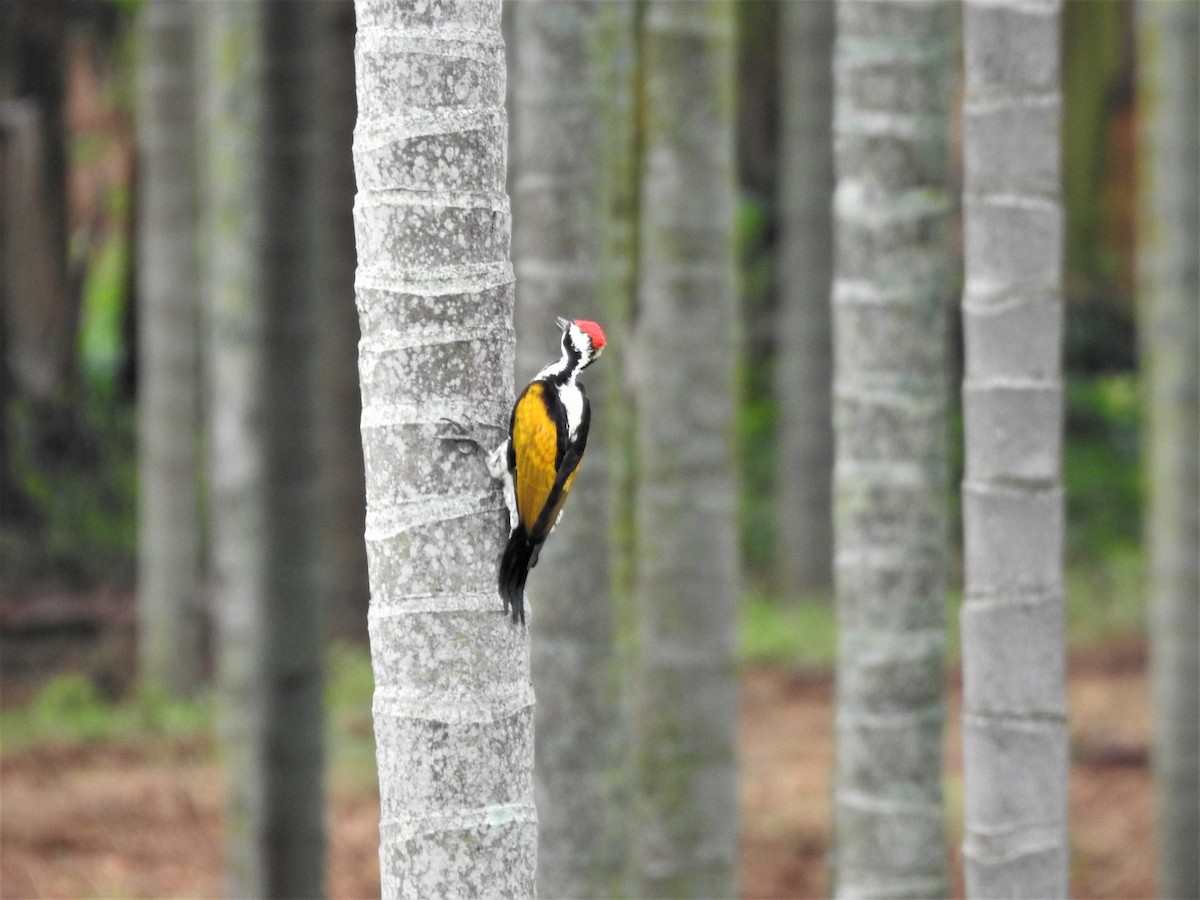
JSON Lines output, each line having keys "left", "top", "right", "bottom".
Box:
{"left": 484, "top": 440, "right": 508, "bottom": 480}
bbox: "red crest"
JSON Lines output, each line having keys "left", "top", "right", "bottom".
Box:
{"left": 574, "top": 319, "right": 607, "bottom": 350}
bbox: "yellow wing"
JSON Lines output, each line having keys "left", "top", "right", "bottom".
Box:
{"left": 512, "top": 382, "right": 561, "bottom": 536}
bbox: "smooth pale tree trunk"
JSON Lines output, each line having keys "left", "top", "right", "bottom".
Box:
{"left": 777, "top": 0, "right": 835, "bottom": 600}
{"left": 319, "top": 0, "right": 370, "bottom": 643}
{"left": 511, "top": 2, "right": 636, "bottom": 896}
{"left": 961, "top": 0, "right": 1069, "bottom": 895}
{"left": 135, "top": 0, "right": 203, "bottom": 698}
{"left": 1137, "top": 2, "right": 1200, "bottom": 897}
{"left": 630, "top": 2, "right": 740, "bottom": 896}
{"left": 830, "top": 2, "right": 954, "bottom": 896}
{"left": 203, "top": 3, "right": 326, "bottom": 896}
{"left": 352, "top": 1, "right": 534, "bottom": 895}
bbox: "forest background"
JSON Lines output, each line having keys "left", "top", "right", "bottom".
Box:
{"left": 0, "top": 1, "right": 1188, "bottom": 898}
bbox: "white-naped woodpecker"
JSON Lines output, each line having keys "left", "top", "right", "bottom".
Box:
{"left": 485, "top": 316, "right": 607, "bottom": 624}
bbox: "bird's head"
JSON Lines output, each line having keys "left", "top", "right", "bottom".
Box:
{"left": 557, "top": 316, "right": 607, "bottom": 369}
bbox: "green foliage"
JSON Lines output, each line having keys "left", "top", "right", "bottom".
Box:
{"left": 2, "top": 396, "right": 138, "bottom": 587}
{"left": 739, "top": 589, "right": 837, "bottom": 667}
{"left": 78, "top": 215, "right": 132, "bottom": 401}
{"left": 0, "top": 672, "right": 212, "bottom": 754}
{"left": 0, "top": 645, "right": 380, "bottom": 780}
{"left": 1065, "top": 545, "right": 1146, "bottom": 643}
{"left": 3, "top": 183, "right": 136, "bottom": 587}
{"left": 325, "top": 642, "right": 377, "bottom": 792}
{"left": 1064, "top": 373, "right": 1142, "bottom": 558}
{"left": 738, "top": 193, "right": 779, "bottom": 578}
{"left": 739, "top": 355, "right": 777, "bottom": 577}
{"left": 746, "top": 545, "right": 1144, "bottom": 671}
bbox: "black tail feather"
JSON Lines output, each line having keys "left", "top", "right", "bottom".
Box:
{"left": 499, "top": 530, "right": 535, "bottom": 624}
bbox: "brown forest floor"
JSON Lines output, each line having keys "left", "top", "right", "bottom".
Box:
{"left": 1, "top": 639, "right": 1153, "bottom": 899}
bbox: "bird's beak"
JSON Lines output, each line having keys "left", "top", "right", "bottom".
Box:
{"left": 555, "top": 316, "right": 570, "bottom": 332}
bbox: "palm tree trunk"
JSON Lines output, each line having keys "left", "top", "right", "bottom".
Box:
{"left": 353, "top": 1, "right": 534, "bottom": 894}
{"left": 203, "top": 2, "right": 326, "bottom": 894}
{"left": 630, "top": 2, "right": 740, "bottom": 896}
{"left": 830, "top": 1, "right": 954, "bottom": 895}
{"left": 777, "top": 0, "right": 835, "bottom": 600}
{"left": 511, "top": 2, "right": 637, "bottom": 895}
{"left": 135, "top": 0, "right": 203, "bottom": 698}
{"left": 1137, "top": 2, "right": 1200, "bottom": 897}
{"left": 960, "top": 0, "right": 1069, "bottom": 895}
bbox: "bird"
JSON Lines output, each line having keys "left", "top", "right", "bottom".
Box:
{"left": 486, "top": 316, "right": 607, "bottom": 624}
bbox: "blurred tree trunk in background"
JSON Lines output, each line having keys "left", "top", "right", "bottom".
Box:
{"left": 203, "top": 2, "right": 326, "bottom": 895}
{"left": 1136, "top": 2, "right": 1200, "bottom": 897}
{"left": 0, "top": 5, "right": 75, "bottom": 521}
{"left": 776, "top": 0, "right": 835, "bottom": 600}
{"left": 134, "top": 0, "right": 203, "bottom": 699}
{"left": 630, "top": 2, "right": 740, "bottom": 896}
{"left": 319, "top": 0, "right": 369, "bottom": 643}
{"left": 960, "top": 0, "right": 1068, "bottom": 895}
{"left": 0, "top": 3, "right": 73, "bottom": 409}
{"left": 829, "top": 1, "right": 953, "bottom": 895}
{"left": 511, "top": 2, "right": 636, "bottom": 896}
{"left": 353, "top": 0, "right": 535, "bottom": 894}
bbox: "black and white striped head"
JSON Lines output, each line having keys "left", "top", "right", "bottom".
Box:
{"left": 557, "top": 316, "right": 607, "bottom": 371}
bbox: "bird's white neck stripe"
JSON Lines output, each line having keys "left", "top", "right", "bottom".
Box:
{"left": 560, "top": 382, "right": 584, "bottom": 439}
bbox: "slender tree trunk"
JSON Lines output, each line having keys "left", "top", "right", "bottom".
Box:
{"left": 960, "top": 0, "right": 1069, "bottom": 895}
{"left": 0, "top": 3, "right": 73, "bottom": 408}
{"left": 777, "top": 0, "right": 835, "bottom": 601}
{"left": 1137, "top": 2, "right": 1200, "bottom": 897}
{"left": 630, "top": 2, "right": 740, "bottom": 896}
{"left": 830, "top": 1, "right": 954, "bottom": 896}
{"left": 353, "top": 1, "right": 534, "bottom": 895}
{"left": 319, "top": 0, "right": 370, "bottom": 643}
{"left": 135, "top": 0, "right": 203, "bottom": 698}
{"left": 511, "top": 2, "right": 636, "bottom": 896}
{"left": 203, "top": 2, "right": 326, "bottom": 895}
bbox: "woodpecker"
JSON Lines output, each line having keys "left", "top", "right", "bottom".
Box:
{"left": 486, "top": 316, "right": 607, "bottom": 624}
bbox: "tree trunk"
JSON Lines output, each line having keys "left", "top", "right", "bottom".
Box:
{"left": 776, "top": 0, "right": 835, "bottom": 600}
{"left": 352, "top": 1, "right": 534, "bottom": 895}
{"left": 960, "top": 0, "right": 1069, "bottom": 895}
{"left": 630, "top": 2, "right": 740, "bottom": 896}
{"left": 511, "top": 2, "right": 637, "bottom": 896}
{"left": 134, "top": 0, "right": 204, "bottom": 699}
{"left": 203, "top": 2, "right": 326, "bottom": 895}
{"left": 1136, "top": 2, "right": 1200, "bottom": 897}
{"left": 0, "top": 2, "right": 73, "bottom": 407}
{"left": 829, "top": 1, "right": 954, "bottom": 896}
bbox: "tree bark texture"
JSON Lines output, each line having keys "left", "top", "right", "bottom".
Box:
{"left": 352, "top": 1, "right": 534, "bottom": 895}
{"left": 511, "top": 2, "right": 637, "bottom": 896}
{"left": 203, "top": 3, "right": 327, "bottom": 895}
{"left": 830, "top": 1, "right": 954, "bottom": 896}
{"left": 135, "top": 0, "right": 203, "bottom": 698}
{"left": 630, "top": 2, "right": 741, "bottom": 896}
{"left": 777, "top": 0, "right": 835, "bottom": 599}
{"left": 961, "top": 0, "right": 1069, "bottom": 896}
{"left": 1137, "top": 2, "right": 1200, "bottom": 897}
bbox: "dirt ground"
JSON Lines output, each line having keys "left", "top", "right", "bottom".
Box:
{"left": 1, "top": 639, "right": 1154, "bottom": 899}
